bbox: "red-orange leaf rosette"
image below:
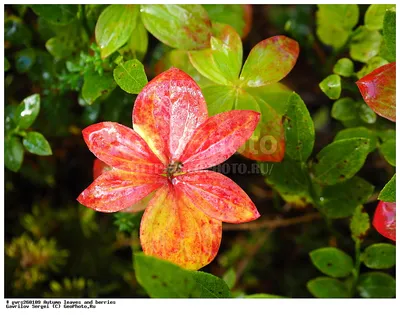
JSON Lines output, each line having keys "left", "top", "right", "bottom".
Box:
{"left": 78, "top": 68, "right": 260, "bottom": 270}
{"left": 373, "top": 201, "right": 396, "bottom": 242}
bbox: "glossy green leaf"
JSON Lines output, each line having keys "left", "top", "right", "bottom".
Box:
{"left": 15, "top": 48, "right": 36, "bottom": 73}
{"left": 333, "top": 58, "right": 354, "bottom": 77}
{"left": 312, "top": 138, "right": 370, "bottom": 185}
{"left": 307, "top": 277, "right": 351, "bottom": 298}
{"left": 316, "top": 5, "right": 359, "bottom": 49}
{"left": 350, "top": 26, "right": 382, "bottom": 63}
{"left": 95, "top": 5, "right": 139, "bottom": 59}
{"left": 15, "top": 94, "right": 40, "bottom": 129}
{"left": 350, "top": 206, "right": 370, "bottom": 240}
{"left": 334, "top": 127, "right": 377, "bottom": 153}
{"left": 284, "top": 92, "right": 315, "bottom": 163}
{"left": 113, "top": 59, "right": 148, "bottom": 94}
{"left": 30, "top": 5, "right": 78, "bottom": 25}
{"left": 5, "top": 106, "right": 17, "bottom": 133}
{"left": 141, "top": 4, "right": 211, "bottom": 50}
{"left": 365, "top": 4, "right": 395, "bottom": 30}
{"left": 134, "top": 253, "right": 231, "bottom": 298}
{"left": 4, "top": 16, "right": 32, "bottom": 46}
{"left": 331, "top": 97, "right": 358, "bottom": 122}
{"left": 246, "top": 83, "right": 292, "bottom": 115}
{"left": 358, "top": 102, "right": 377, "bottom": 124}
{"left": 357, "top": 272, "right": 395, "bottom": 298}
{"left": 319, "top": 74, "right": 341, "bottom": 100}
{"left": 22, "top": 131, "right": 52, "bottom": 156}
{"left": 5, "top": 136, "right": 24, "bottom": 172}
{"left": 189, "top": 23, "right": 242, "bottom": 85}
{"left": 127, "top": 18, "right": 149, "bottom": 61}
{"left": 380, "top": 139, "right": 396, "bottom": 166}
{"left": 202, "top": 85, "right": 235, "bottom": 116}
{"left": 383, "top": 7, "right": 396, "bottom": 61}
{"left": 310, "top": 247, "right": 353, "bottom": 278}
{"left": 318, "top": 176, "right": 374, "bottom": 218}
{"left": 82, "top": 70, "right": 116, "bottom": 105}
{"left": 356, "top": 56, "right": 389, "bottom": 79}
{"left": 239, "top": 36, "right": 299, "bottom": 87}
{"left": 362, "top": 243, "right": 396, "bottom": 269}
{"left": 378, "top": 174, "right": 396, "bottom": 202}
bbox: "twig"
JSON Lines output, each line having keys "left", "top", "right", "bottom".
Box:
{"left": 223, "top": 212, "right": 322, "bottom": 231}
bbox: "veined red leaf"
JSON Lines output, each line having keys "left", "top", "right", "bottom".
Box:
{"left": 173, "top": 170, "right": 259, "bottom": 223}
{"left": 373, "top": 201, "right": 396, "bottom": 241}
{"left": 180, "top": 110, "right": 260, "bottom": 171}
{"left": 239, "top": 36, "right": 299, "bottom": 87}
{"left": 82, "top": 122, "right": 164, "bottom": 174}
{"left": 77, "top": 169, "right": 166, "bottom": 212}
{"left": 132, "top": 68, "right": 208, "bottom": 164}
{"left": 140, "top": 184, "right": 222, "bottom": 270}
{"left": 356, "top": 62, "right": 396, "bottom": 122}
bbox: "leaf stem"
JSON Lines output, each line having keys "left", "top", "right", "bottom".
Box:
{"left": 351, "top": 239, "right": 361, "bottom": 296}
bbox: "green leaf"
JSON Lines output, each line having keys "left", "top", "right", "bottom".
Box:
{"left": 85, "top": 4, "right": 107, "bottom": 33}
{"left": 4, "top": 15, "right": 32, "bottom": 46}
{"left": 362, "top": 243, "right": 396, "bottom": 269}
{"left": 350, "top": 26, "right": 382, "bottom": 63}
{"left": 134, "top": 253, "right": 231, "bottom": 298}
{"left": 316, "top": 5, "right": 359, "bottom": 49}
{"left": 334, "top": 127, "right": 377, "bottom": 153}
{"left": 380, "top": 139, "right": 396, "bottom": 166}
{"left": 318, "top": 176, "right": 374, "bottom": 218}
{"left": 383, "top": 7, "right": 396, "bottom": 61}
{"left": 22, "top": 132, "right": 52, "bottom": 156}
{"left": 95, "top": 5, "right": 139, "bottom": 59}
{"left": 15, "top": 48, "right": 36, "bottom": 73}
{"left": 5, "top": 136, "right": 24, "bottom": 172}
{"left": 5, "top": 106, "right": 17, "bottom": 133}
{"left": 357, "top": 272, "right": 395, "bottom": 298}
{"left": 378, "top": 174, "right": 396, "bottom": 202}
{"left": 244, "top": 293, "right": 284, "bottom": 298}
{"left": 350, "top": 206, "right": 370, "bottom": 240}
{"left": 222, "top": 268, "right": 236, "bottom": 290}
{"left": 307, "top": 277, "right": 351, "bottom": 298}
{"left": 246, "top": 83, "right": 292, "bottom": 115}
{"left": 113, "top": 59, "right": 148, "bottom": 94}
{"left": 45, "top": 37, "right": 75, "bottom": 59}
{"left": 319, "top": 74, "right": 341, "bottom": 100}
{"left": 331, "top": 97, "right": 358, "bottom": 122}
{"left": 365, "top": 4, "right": 395, "bottom": 30}
{"left": 201, "top": 85, "right": 236, "bottom": 116}
{"left": 358, "top": 102, "right": 377, "bottom": 124}
{"left": 333, "top": 58, "right": 354, "bottom": 77}
{"left": 82, "top": 70, "right": 116, "bottom": 105}
{"left": 14, "top": 94, "right": 40, "bottom": 129}
{"left": 127, "top": 18, "right": 149, "bottom": 61}
{"left": 141, "top": 4, "right": 211, "bottom": 50}
{"left": 312, "top": 138, "right": 370, "bottom": 185}
{"left": 30, "top": 5, "right": 78, "bottom": 25}
{"left": 283, "top": 92, "right": 315, "bottom": 163}
{"left": 239, "top": 35, "right": 299, "bottom": 87}
{"left": 5, "top": 57, "right": 10, "bottom": 71}
{"left": 310, "top": 247, "right": 353, "bottom": 278}
{"left": 356, "top": 56, "right": 389, "bottom": 79}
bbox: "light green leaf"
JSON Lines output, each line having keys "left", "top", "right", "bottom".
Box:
{"left": 310, "top": 247, "right": 353, "bottom": 278}
{"left": 307, "top": 277, "right": 351, "bottom": 298}
{"left": 222, "top": 268, "right": 236, "bottom": 290}
{"left": 318, "top": 176, "right": 374, "bottom": 219}
{"left": 383, "top": 7, "right": 396, "bottom": 60}
{"left": 358, "top": 102, "right": 377, "bottom": 124}
{"left": 365, "top": 4, "right": 395, "bottom": 30}
{"left": 378, "top": 174, "right": 396, "bottom": 202}
{"left": 31, "top": 5, "right": 78, "bottom": 25}
{"left": 334, "top": 127, "right": 377, "bottom": 153}
{"left": 362, "top": 243, "right": 396, "bottom": 269}
{"left": 113, "top": 59, "right": 147, "bottom": 94}
{"left": 141, "top": 4, "right": 211, "bottom": 50}
{"left": 380, "top": 139, "right": 396, "bottom": 166}
{"left": 350, "top": 26, "right": 382, "bottom": 63}
{"left": 312, "top": 138, "right": 370, "bottom": 185}
{"left": 82, "top": 70, "right": 116, "bottom": 105}
{"left": 319, "top": 74, "right": 341, "bottom": 100}
{"left": 22, "top": 132, "right": 52, "bottom": 156}
{"left": 246, "top": 83, "right": 292, "bottom": 115}
{"left": 15, "top": 94, "right": 40, "bottom": 129}
{"left": 5, "top": 136, "right": 24, "bottom": 172}
{"left": 15, "top": 48, "right": 36, "bottom": 73}
{"left": 331, "top": 97, "right": 358, "bottom": 122}
{"left": 283, "top": 92, "right": 315, "bottom": 163}
{"left": 202, "top": 85, "right": 235, "bottom": 116}
{"left": 316, "top": 5, "right": 359, "bottom": 49}
{"left": 350, "top": 206, "right": 370, "bottom": 240}
{"left": 356, "top": 56, "right": 389, "bottom": 79}
{"left": 244, "top": 293, "right": 284, "bottom": 298}
{"left": 333, "top": 58, "right": 354, "bottom": 77}
{"left": 95, "top": 4, "right": 139, "bottom": 59}
{"left": 127, "top": 18, "right": 148, "bottom": 61}
{"left": 357, "top": 272, "right": 395, "bottom": 298}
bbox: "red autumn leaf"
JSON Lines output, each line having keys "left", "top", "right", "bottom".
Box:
{"left": 373, "top": 201, "right": 396, "bottom": 241}
{"left": 78, "top": 68, "right": 260, "bottom": 270}
{"left": 356, "top": 62, "right": 396, "bottom": 122}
